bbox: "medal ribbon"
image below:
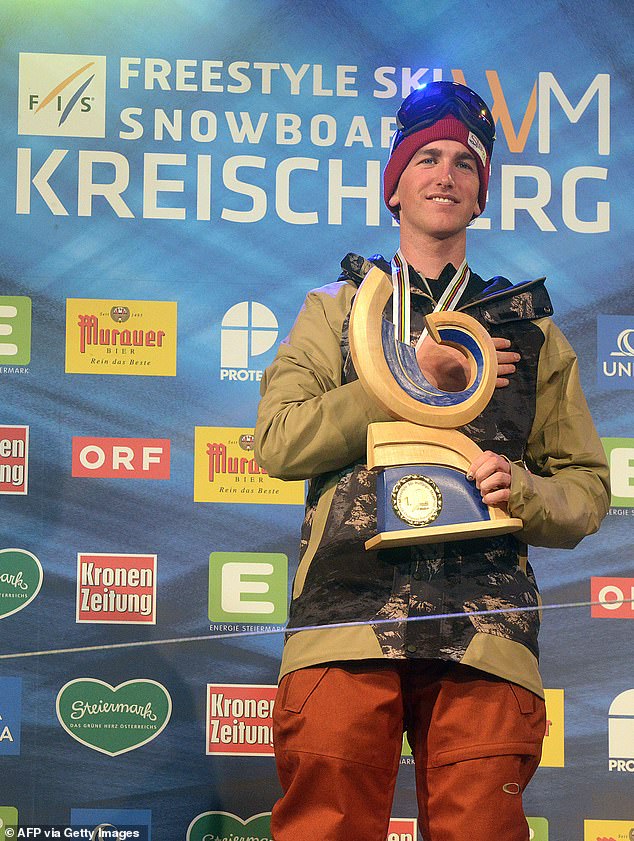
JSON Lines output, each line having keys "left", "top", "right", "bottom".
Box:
{"left": 390, "top": 248, "right": 471, "bottom": 350}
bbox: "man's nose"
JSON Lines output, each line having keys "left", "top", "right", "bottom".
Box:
{"left": 437, "top": 165, "right": 455, "bottom": 186}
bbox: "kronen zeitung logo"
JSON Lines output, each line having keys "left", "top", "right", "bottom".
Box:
{"left": 0, "top": 548, "right": 43, "bottom": 619}
{"left": 0, "top": 426, "right": 29, "bottom": 495}
{"left": 56, "top": 678, "right": 171, "bottom": 755}
{"left": 65, "top": 299, "right": 177, "bottom": 376}
{"left": 206, "top": 684, "right": 275, "bottom": 756}
{"left": 76, "top": 553, "right": 157, "bottom": 624}
{"left": 16, "top": 58, "right": 610, "bottom": 233}
{"left": 193, "top": 427, "right": 304, "bottom": 504}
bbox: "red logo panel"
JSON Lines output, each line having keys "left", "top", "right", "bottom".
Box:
{"left": 206, "top": 684, "right": 276, "bottom": 756}
{"left": 72, "top": 437, "right": 170, "bottom": 479}
{"left": 591, "top": 577, "right": 634, "bottom": 619}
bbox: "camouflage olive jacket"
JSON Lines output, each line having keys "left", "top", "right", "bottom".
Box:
{"left": 254, "top": 254, "right": 609, "bottom": 697}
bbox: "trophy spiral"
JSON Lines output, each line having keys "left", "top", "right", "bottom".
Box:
{"left": 349, "top": 266, "right": 523, "bottom": 550}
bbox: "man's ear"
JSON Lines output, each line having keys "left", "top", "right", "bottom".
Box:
{"left": 388, "top": 191, "right": 400, "bottom": 208}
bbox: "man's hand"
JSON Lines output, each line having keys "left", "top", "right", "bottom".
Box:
{"left": 467, "top": 450, "right": 512, "bottom": 506}
{"left": 416, "top": 335, "right": 520, "bottom": 391}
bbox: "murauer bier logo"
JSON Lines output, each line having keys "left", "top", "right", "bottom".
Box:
{"left": 194, "top": 427, "right": 304, "bottom": 504}
{"left": 56, "top": 678, "right": 171, "bottom": 756}
{"left": 65, "top": 299, "right": 177, "bottom": 376}
{"left": 584, "top": 819, "right": 634, "bottom": 840}
{"left": 18, "top": 52, "right": 106, "bottom": 138}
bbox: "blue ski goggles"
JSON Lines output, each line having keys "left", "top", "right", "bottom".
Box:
{"left": 390, "top": 81, "right": 496, "bottom": 157}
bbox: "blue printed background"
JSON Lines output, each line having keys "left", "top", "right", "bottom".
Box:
{"left": 1, "top": 0, "right": 633, "bottom": 837}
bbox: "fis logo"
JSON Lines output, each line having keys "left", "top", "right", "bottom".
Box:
{"left": 18, "top": 52, "right": 106, "bottom": 138}
{"left": 220, "top": 302, "right": 278, "bottom": 383}
{"left": 597, "top": 316, "right": 634, "bottom": 389}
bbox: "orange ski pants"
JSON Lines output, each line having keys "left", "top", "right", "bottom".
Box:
{"left": 271, "top": 659, "right": 546, "bottom": 841}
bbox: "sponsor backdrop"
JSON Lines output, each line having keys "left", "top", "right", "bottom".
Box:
{"left": 0, "top": 0, "right": 632, "bottom": 838}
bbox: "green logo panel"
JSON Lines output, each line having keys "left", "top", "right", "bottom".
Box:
{"left": 56, "top": 678, "right": 171, "bottom": 756}
{"left": 208, "top": 552, "right": 287, "bottom": 624}
{"left": 602, "top": 438, "right": 634, "bottom": 507}
{"left": 0, "top": 548, "right": 43, "bottom": 619}
{"left": 0, "top": 807, "right": 19, "bottom": 841}
{"left": 187, "top": 812, "right": 272, "bottom": 841}
{"left": 0, "top": 296, "right": 31, "bottom": 366}
{"left": 528, "top": 817, "right": 549, "bottom": 840}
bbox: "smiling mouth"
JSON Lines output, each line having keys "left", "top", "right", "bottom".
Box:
{"left": 429, "top": 195, "right": 457, "bottom": 204}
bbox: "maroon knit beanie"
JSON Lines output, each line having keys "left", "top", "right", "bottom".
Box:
{"left": 383, "top": 115, "right": 491, "bottom": 217}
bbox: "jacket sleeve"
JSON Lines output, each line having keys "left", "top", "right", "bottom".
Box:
{"left": 508, "top": 319, "right": 610, "bottom": 549}
{"left": 254, "top": 283, "right": 392, "bottom": 480}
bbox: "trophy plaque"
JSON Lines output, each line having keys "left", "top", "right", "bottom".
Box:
{"left": 349, "top": 266, "right": 523, "bottom": 550}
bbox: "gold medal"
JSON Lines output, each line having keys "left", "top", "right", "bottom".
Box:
{"left": 391, "top": 474, "right": 443, "bottom": 527}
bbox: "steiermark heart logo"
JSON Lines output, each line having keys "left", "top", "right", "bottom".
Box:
{"left": 187, "top": 811, "right": 272, "bottom": 841}
{"left": 56, "top": 678, "right": 171, "bottom": 756}
{"left": 0, "top": 548, "right": 43, "bottom": 619}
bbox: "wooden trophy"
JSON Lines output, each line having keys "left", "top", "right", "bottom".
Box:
{"left": 349, "top": 266, "right": 523, "bottom": 550}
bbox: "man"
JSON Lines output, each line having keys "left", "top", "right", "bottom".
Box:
{"left": 254, "top": 81, "right": 609, "bottom": 841}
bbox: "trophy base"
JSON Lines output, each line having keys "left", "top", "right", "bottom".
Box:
{"left": 365, "top": 517, "right": 524, "bottom": 550}
{"left": 365, "top": 423, "right": 524, "bottom": 551}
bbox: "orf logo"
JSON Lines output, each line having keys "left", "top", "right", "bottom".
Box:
{"left": 18, "top": 52, "right": 106, "bottom": 138}
{"left": 597, "top": 316, "right": 634, "bottom": 389}
{"left": 591, "top": 577, "right": 634, "bottom": 619}
{"left": 608, "top": 689, "right": 634, "bottom": 772}
{"left": 220, "top": 302, "right": 278, "bottom": 382}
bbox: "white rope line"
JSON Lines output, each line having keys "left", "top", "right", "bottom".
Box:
{"left": 0, "top": 598, "right": 629, "bottom": 660}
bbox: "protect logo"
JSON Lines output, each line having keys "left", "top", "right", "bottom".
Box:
{"left": 0, "top": 548, "right": 43, "bottom": 620}
{"left": 591, "top": 577, "right": 634, "bottom": 619}
{"left": 76, "top": 553, "right": 157, "bottom": 624}
{"left": 0, "top": 297, "right": 31, "bottom": 367}
{"left": 187, "top": 812, "right": 272, "bottom": 841}
{"left": 18, "top": 52, "right": 106, "bottom": 138}
{"left": 194, "top": 426, "right": 304, "bottom": 504}
{"left": 0, "top": 678, "right": 22, "bottom": 756}
{"left": 209, "top": 552, "right": 288, "bottom": 625}
{"left": 220, "top": 301, "right": 278, "bottom": 382}
{"left": 608, "top": 689, "right": 634, "bottom": 772}
{"left": 602, "top": 439, "right": 634, "bottom": 507}
{"left": 65, "top": 299, "right": 177, "bottom": 376}
{"left": 72, "top": 437, "right": 170, "bottom": 480}
{"left": 584, "top": 819, "right": 634, "bottom": 840}
{"left": 540, "top": 689, "right": 564, "bottom": 767}
{"left": 56, "top": 678, "right": 171, "bottom": 756}
{"left": 206, "top": 684, "right": 275, "bottom": 756}
{"left": 0, "top": 426, "right": 28, "bottom": 495}
{"left": 597, "top": 316, "right": 634, "bottom": 389}
{"left": 70, "top": 809, "right": 152, "bottom": 841}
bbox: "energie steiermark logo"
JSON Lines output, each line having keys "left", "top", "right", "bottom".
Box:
{"left": 209, "top": 552, "right": 288, "bottom": 624}
{"left": 187, "top": 812, "right": 272, "bottom": 841}
{"left": 0, "top": 807, "right": 19, "bottom": 841}
{"left": 0, "top": 297, "right": 31, "bottom": 367}
{"left": 56, "top": 679, "right": 171, "bottom": 755}
{"left": 0, "top": 549, "right": 43, "bottom": 619}
{"left": 18, "top": 52, "right": 106, "bottom": 138}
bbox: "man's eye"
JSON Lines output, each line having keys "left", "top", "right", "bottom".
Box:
{"left": 458, "top": 160, "right": 475, "bottom": 170}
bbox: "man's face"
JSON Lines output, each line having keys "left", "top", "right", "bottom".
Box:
{"left": 388, "top": 139, "right": 481, "bottom": 241}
